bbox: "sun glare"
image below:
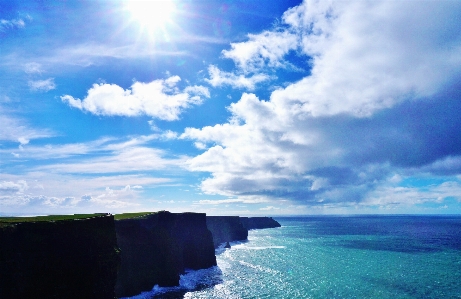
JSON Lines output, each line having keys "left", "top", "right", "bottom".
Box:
{"left": 125, "top": 0, "right": 176, "bottom": 32}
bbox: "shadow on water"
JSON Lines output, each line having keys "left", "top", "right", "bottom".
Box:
{"left": 285, "top": 215, "right": 461, "bottom": 253}
{"left": 360, "top": 275, "right": 451, "bottom": 298}
{"left": 330, "top": 238, "right": 443, "bottom": 253}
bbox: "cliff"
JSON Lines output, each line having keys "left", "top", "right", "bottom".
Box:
{"left": 0, "top": 212, "right": 279, "bottom": 299}
{"left": 0, "top": 214, "right": 119, "bottom": 299}
{"left": 206, "top": 216, "right": 281, "bottom": 248}
{"left": 240, "top": 217, "right": 281, "bottom": 230}
{"left": 206, "top": 216, "right": 248, "bottom": 248}
{"left": 114, "top": 211, "right": 216, "bottom": 298}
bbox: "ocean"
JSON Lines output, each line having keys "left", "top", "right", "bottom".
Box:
{"left": 126, "top": 215, "right": 461, "bottom": 299}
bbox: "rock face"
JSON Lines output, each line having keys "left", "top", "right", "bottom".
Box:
{"left": 240, "top": 217, "right": 282, "bottom": 230}
{"left": 206, "top": 216, "right": 281, "bottom": 248}
{"left": 114, "top": 211, "right": 217, "bottom": 298}
{"left": 206, "top": 216, "right": 248, "bottom": 248}
{"left": 0, "top": 212, "right": 279, "bottom": 299}
{"left": 0, "top": 214, "right": 119, "bottom": 299}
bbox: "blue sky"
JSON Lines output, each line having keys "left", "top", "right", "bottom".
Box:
{"left": 1, "top": 0, "right": 461, "bottom": 216}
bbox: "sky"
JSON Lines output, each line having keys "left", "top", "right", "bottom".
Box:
{"left": 1, "top": 0, "right": 461, "bottom": 216}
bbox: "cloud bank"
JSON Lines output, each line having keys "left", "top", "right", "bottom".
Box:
{"left": 184, "top": 0, "right": 461, "bottom": 210}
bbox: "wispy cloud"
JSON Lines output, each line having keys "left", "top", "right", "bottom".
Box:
{"left": 28, "top": 78, "right": 56, "bottom": 92}
{"left": 49, "top": 43, "right": 190, "bottom": 67}
{"left": 0, "top": 15, "right": 30, "bottom": 31}
{"left": 0, "top": 132, "right": 181, "bottom": 213}
{"left": 0, "top": 109, "right": 54, "bottom": 143}
{"left": 36, "top": 146, "right": 186, "bottom": 174}
{"left": 206, "top": 65, "right": 272, "bottom": 90}
{"left": 24, "top": 62, "right": 43, "bottom": 74}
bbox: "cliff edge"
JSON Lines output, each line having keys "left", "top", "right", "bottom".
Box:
{"left": 240, "top": 217, "right": 281, "bottom": 230}
{"left": 206, "top": 216, "right": 281, "bottom": 248}
{"left": 114, "top": 211, "right": 217, "bottom": 298}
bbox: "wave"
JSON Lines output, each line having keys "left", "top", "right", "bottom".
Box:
{"left": 243, "top": 245, "right": 286, "bottom": 250}
{"left": 122, "top": 266, "right": 223, "bottom": 299}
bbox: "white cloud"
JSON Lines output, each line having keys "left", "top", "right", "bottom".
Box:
{"left": 61, "top": 76, "right": 209, "bottom": 120}
{"left": 194, "top": 142, "right": 207, "bottom": 150}
{"left": 161, "top": 130, "right": 179, "bottom": 140}
{"left": 222, "top": 30, "right": 298, "bottom": 73}
{"left": 182, "top": 0, "right": 461, "bottom": 209}
{"left": 0, "top": 173, "right": 170, "bottom": 213}
{"left": 364, "top": 180, "right": 461, "bottom": 208}
{"left": 0, "top": 180, "right": 28, "bottom": 194}
{"left": 272, "top": 0, "right": 461, "bottom": 117}
{"left": 28, "top": 78, "right": 56, "bottom": 92}
{"left": 18, "top": 137, "right": 30, "bottom": 145}
{"left": 205, "top": 65, "right": 271, "bottom": 90}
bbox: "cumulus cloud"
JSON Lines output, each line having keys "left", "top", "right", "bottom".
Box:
{"left": 61, "top": 76, "right": 209, "bottom": 120}
{"left": 183, "top": 0, "right": 461, "bottom": 209}
{"left": 28, "top": 78, "right": 56, "bottom": 92}
{"left": 272, "top": 0, "right": 461, "bottom": 117}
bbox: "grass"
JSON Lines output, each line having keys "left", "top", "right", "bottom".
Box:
{"left": 0, "top": 212, "right": 160, "bottom": 227}
{"left": 113, "top": 212, "right": 156, "bottom": 220}
{"left": 0, "top": 213, "right": 108, "bottom": 228}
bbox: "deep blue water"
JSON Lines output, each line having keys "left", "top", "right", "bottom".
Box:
{"left": 127, "top": 215, "right": 461, "bottom": 299}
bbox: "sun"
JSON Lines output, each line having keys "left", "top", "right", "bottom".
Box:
{"left": 125, "top": 0, "right": 176, "bottom": 32}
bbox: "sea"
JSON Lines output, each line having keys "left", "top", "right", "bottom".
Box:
{"left": 125, "top": 215, "right": 461, "bottom": 299}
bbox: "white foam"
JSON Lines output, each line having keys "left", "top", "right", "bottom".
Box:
{"left": 122, "top": 266, "right": 223, "bottom": 299}
{"left": 244, "top": 245, "right": 286, "bottom": 250}
{"left": 238, "top": 260, "right": 279, "bottom": 274}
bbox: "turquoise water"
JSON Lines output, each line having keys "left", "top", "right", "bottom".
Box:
{"left": 129, "top": 216, "right": 461, "bottom": 299}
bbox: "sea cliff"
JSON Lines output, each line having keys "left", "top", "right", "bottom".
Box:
{"left": 0, "top": 212, "right": 280, "bottom": 298}
{"left": 240, "top": 216, "right": 282, "bottom": 230}
{"left": 206, "top": 216, "right": 281, "bottom": 248}
{"left": 114, "top": 211, "right": 216, "bottom": 298}
{"left": 206, "top": 216, "right": 248, "bottom": 248}
{"left": 0, "top": 214, "right": 119, "bottom": 299}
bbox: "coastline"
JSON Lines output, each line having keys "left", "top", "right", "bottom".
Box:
{"left": 0, "top": 211, "right": 281, "bottom": 298}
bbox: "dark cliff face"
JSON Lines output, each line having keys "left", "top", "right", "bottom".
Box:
{"left": 240, "top": 217, "right": 281, "bottom": 230}
{"left": 206, "top": 216, "right": 248, "bottom": 248}
{"left": 206, "top": 216, "right": 281, "bottom": 248}
{"left": 0, "top": 212, "right": 279, "bottom": 299}
{"left": 114, "top": 211, "right": 217, "bottom": 298}
{"left": 0, "top": 214, "right": 119, "bottom": 299}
